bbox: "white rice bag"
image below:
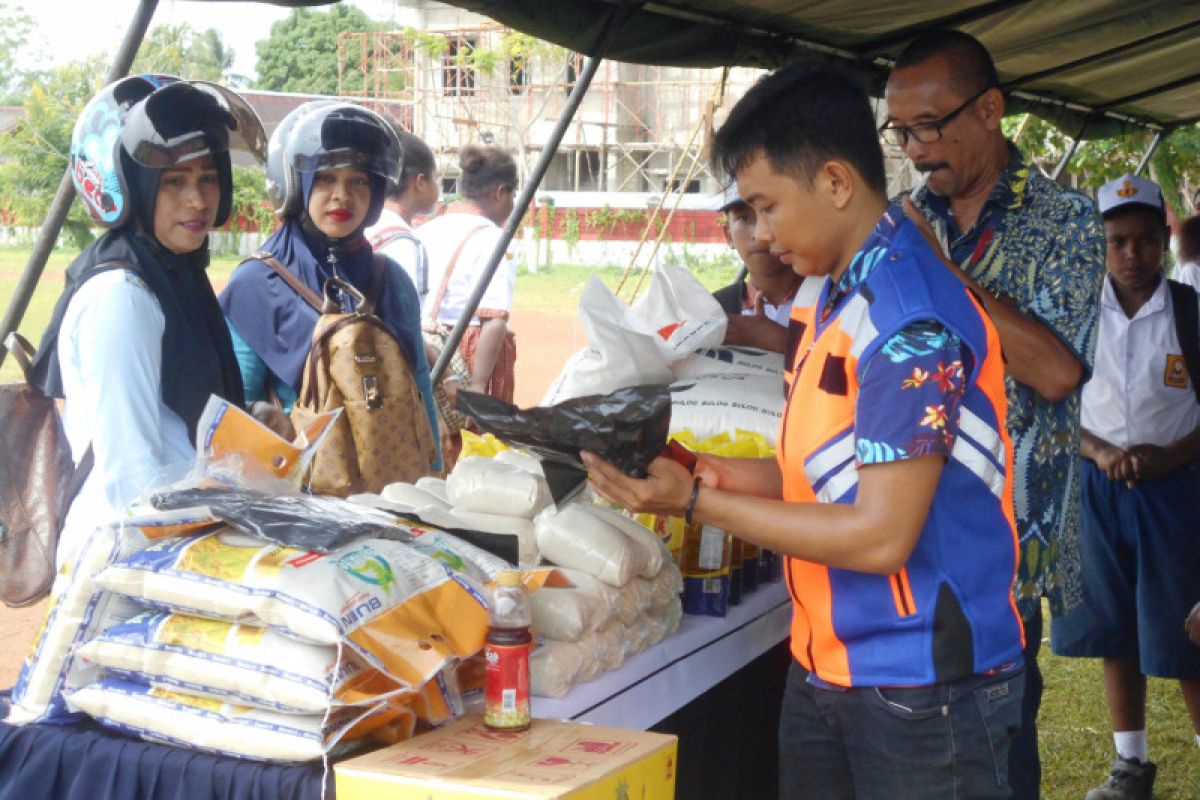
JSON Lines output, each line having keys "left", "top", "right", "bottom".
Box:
{"left": 648, "top": 561, "right": 684, "bottom": 611}
{"left": 67, "top": 678, "right": 395, "bottom": 762}
{"left": 529, "top": 639, "right": 586, "bottom": 699}
{"left": 95, "top": 529, "right": 490, "bottom": 689}
{"left": 6, "top": 523, "right": 146, "bottom": 724}
{"left": 582, "top": 503, "right": 666, "bottom": 578}
{"left": 77, "top": 610, "right": 372, "bottom": 713}
{"left": 448, "top": 509, "right": 539, "bottom": 566}
{"left": 646, "top": 596, "right": 684, "bottom": 647}
{"left": 630, "top": 265, "right": 728, "bottom": 362}
{"left": 668, "top": 373, "right": 785, "bottom": 445}
{"left": 414, "top": 476, "right": 451, "bottom": 505}
{"left": 381, "top": 482, "right": 452, "bottom": 511}
{"left": 555, "top": 567, "right": 632, "bottom": 626}
{"left": 534, "top": 503, "right": 645, "bottom": 587}
{"left": 493, "top": 449, "right": 544, "bottom": 474}
{"left": 528, "top": 586, "right": 607, "bottom": 642}
{"left": 446, "top": 457, "right": 551, "bottom": 519}
{"left": 671, "top": 346, "right": 786, "bottom": 381}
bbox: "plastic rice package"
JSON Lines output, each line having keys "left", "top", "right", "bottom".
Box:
{"left": 528, "top": 585, "right": 607, "bottom": 642}
{"left": 414, "top": 476, "right": 451, "bottom": 505}
{"left": 631, "top": 265, "right": 728, "bottom": 363}
{"left": 592, "top": 621, "right": 627, "bottom": 673}
{"left": 404, "top": 526, "right": 513, "bottom": 582}
{"left": 380, "top": 481, "right": 452, "bottom": 510}
{"left": 492, "top": 448, "right": 544, "bottom": 474}
{"left": 447, "top": 509, "right": 539, "bottom": 566}
{"left": 554, "top": 567, "right": 634, "bottom": 626}
{"left": 446, "top": 456, "right": 551, "bottom": 519}
{"left": 668, "top": 374, "right": 785, "bottom": 445}
{"left": 534, "top": 503, "right": 645, "bottom": 587}
{"left": 649, "top": 560, "right": 684, "bottom": 611}
{"left": 95, "top": 528, "right": 490, "bottom": 689}
{"left": 582, "top": 503, "right": 666, "bottom": 579}
{"left": 76, "top": 610, "right": 380, "bottom": 714}
{"left": 529, "top": 639, "right": 586, "bottom": 699}
{"left": 646, "top": 596, "right": 684, "bottom": 645}
{"left": 6, "top": 523, "right": 146, "bottom": 724}
{"left": 624, "top": 617, "right": 656, "bottom": 657}
{"left": 67, "top": 677, "right": 396, "bottom": 762}
{"left": 671, "top": 346, "right": 786, "bottom": 381}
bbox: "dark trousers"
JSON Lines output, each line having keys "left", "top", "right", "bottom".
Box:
{"left": 778, "top": 661, "right": 1024, "bottom": 799}
{"left": 1008, "top": 605, "right": 1043, "bottom": 800}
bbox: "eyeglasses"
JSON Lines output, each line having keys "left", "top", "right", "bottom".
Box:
{"left": 879, "top": 85, "right": 994, "bottom": 147}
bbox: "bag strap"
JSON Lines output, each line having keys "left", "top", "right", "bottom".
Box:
{"left": 372, "top": 229, "right": 429, "bottom": 297}
{"left": 65, "top": 446, "right": 94, "bottom": 512}
{"left": 427, "top": 225, "right": 492, "bottom": 326}
{"left": 250, "top": 251, "right": 324, "bottom": 312}
{"left": 1168, "top": 278, "right": 1200, "bottom": 406}
{"left": 3, "top": 332, "right": 36, "bottom": 382}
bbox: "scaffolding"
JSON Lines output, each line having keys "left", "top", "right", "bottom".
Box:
{"left": 337, "top": 28, "right": 760, "bottom": 195}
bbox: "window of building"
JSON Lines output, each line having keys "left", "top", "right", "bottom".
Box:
{"left": 443, "top": 36, "right": 477, "bottom": 97}
{"left": 509, "top": 56, "right": 528, "bottom": 95}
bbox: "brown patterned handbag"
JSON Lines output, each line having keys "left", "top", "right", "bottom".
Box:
{"left": 0, "top": 333, "right": 91, "bottom": 606}
{"left": 279, "top": 258, "right": 437, "bottom": 497}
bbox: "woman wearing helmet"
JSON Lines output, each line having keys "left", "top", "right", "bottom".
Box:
{"left": 28, "top": 75, "right": 265, "bottom": 566}
{"left": 218, "top": 101, "right": 441, "bottom": 474}
{"left": 417, "top": 145, "right": 519, "bottom": 409}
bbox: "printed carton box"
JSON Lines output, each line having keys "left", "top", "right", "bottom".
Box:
{"left": 336, "top": 715, "right": 677, "bottom": 799}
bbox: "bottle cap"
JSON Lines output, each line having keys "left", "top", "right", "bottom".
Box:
{"left": 497, "top": 569, "right": 522, "bottom": 587}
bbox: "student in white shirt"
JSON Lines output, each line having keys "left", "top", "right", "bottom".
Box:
{"left": 1051, "top": 174, "right": 1200, "bottom": 800}
{"left": 1176, "top": 213, "right": 1200, "bottom": 293}
{"left": 366, "top": 130, "right": 440, "bottom": 300}
{"left": 418, "top": 145, "right": 519, "bottom": 405}
{"left": 28, "top": 76, "right": 264, "bottom": 567}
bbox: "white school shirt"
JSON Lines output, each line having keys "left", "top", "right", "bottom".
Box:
{"left": 365, "top": 208, "right": 428, "bottom": 297}
{"left": 417, "top": 212, "right": 516, "bottom": 327}
{"left": 1176, "top": 260, "right": 1200, "bottom": 293}
{"left": 1081, "top": 276, "right": 1200, "bottom": 449}
{"left": 56, "top": 270, "right": 194, "bottom": 567}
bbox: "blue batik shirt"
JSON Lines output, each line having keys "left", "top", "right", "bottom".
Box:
{"left": 911, "top": 143, "right": 1105, "bottom": 617}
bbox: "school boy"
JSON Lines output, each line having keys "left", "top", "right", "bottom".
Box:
{"left": 1051, "top": 174, "right": 1200, "bottom": 800}
{"left": 583, "top": 59, "right": 1024, "bottom": 799}
{"left": 711, "top": 186, "right": 808, "bottom": 354}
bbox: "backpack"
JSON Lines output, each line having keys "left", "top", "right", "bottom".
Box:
{"left": 1167, "top": 279, "right": 1200, "bottom": 406}
{"left": 256, "top": 252, "right": 437, "bottom": 497}
{"left": 0, "top": 333, "right": 92, "bottom": 606}
{"left": 368, "top": 224, "right": 428, "bottom": 298}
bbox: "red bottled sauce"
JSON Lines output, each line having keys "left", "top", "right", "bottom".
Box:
{"left": 484, "top": 569, "right": 532, "bottom": 731}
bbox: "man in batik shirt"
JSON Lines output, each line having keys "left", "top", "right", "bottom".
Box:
{"left": 884, "top": 29, "right": 1105, "bottom": 800}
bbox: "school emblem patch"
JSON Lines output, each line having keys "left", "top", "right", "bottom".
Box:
{"left": 1165, "top": 353, "right": 1188, "bottom": 388}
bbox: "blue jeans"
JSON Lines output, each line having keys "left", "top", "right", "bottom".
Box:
{"left": 1009, "top": 603, "right": 1043, "bottom": 800}
{"left": 779, "top": 661, "right": 1025, "bottom": 799}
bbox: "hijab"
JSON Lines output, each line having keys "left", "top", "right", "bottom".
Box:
{"left": 32, "top": 153, "right": 245, "bottom": 436}
{"left": 219, "top": 171, "right": 419, "bottom": 392}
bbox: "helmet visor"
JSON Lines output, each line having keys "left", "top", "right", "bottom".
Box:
{"left": 287, "top": 106, "right": 401, "bottom": 184}
{"left": 120, "top": 81, "right": 267, "bottom": 169}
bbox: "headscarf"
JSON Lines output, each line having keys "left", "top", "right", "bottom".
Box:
{"left": 219, "top": 171, "right": 418, "bottom": 392}
{"left": 31, "top": 154, "right": 244, "bottom": 436}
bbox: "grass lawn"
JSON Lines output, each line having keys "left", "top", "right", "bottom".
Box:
{"left": 1, "top": 246, "right": 1197, "bottom": 795}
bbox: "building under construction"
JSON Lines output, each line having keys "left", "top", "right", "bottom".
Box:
{"left": 336, "top": 2, "right": 766, "bottom": 198}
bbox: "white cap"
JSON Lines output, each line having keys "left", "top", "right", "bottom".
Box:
{"left": 709, "top": 182, "right": 745, "bottom": 212}
{"left": 1098, "top": 173, "right": 1164, "bottom": 216}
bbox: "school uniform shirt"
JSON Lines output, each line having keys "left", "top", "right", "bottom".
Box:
{"left": 366, "top": 208, "right": 429, "bottom": 298}
{"left": 1176, "top": 260, "right": 1200, "bottom": 294}
{"left": 417, "top": 212, "right": 516, "bottom": 327}
{"left": 741, "top": 281, "right": 798, "bottom": 327}
{"left": 1082, "top": 276, "right": 1200, "bottom": 449}
{"left": 57, "top": 270, "right": 195, "bottom": 566}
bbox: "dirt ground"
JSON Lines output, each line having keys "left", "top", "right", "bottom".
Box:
{"left": 0, "top": 308, "right": 578, "bottom": 687}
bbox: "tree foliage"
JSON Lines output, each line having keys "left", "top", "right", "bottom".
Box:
{"left": 254, "top": 4, "right": 378, "bottom": 94}
{"left": 133, "top": 23, "right": 240, "bottom": 85}
{"left": 0, "top": 2, "right": 41, "bottom": 104}
{"left": 1006, "top": 114, "right": 1200, "bottom": 218}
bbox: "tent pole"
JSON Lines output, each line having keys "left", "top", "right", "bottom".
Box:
{"left": 1050, "top": 118, "right": 1091, "bottom": 182}
{"left": 431, "top": 1, "right": 640, "bottom": 386}
{"left": 1135, "top": 132, "right": 1162, "bottom": 176}
{"left": 0, "top": 0, "right": 160, "bottom": 368}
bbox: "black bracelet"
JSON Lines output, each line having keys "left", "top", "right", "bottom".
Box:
{"left": 684, "top": 477, "right": 702, "bottom": 526}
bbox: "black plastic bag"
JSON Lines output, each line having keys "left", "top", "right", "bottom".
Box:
{"left": 455, "top": 384, "right": 672, "bottom": 481}
{"left": 150, "top": 486, "right": 413, "bottom": 552}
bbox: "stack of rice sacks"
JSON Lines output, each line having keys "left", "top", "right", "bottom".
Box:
{"left": 350, "top": 434, "right": 684, "bottom": 701}
{"left": 5, "top": 509, "right": 500, "bottom": 762}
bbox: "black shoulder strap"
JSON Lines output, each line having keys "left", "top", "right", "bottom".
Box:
{"left": 1167, "top": 279, "right": 1200, "bottom": 406}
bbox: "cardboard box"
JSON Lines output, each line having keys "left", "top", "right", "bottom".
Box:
{"left": 335, "top": 715, "right": 678, "bottom": 799}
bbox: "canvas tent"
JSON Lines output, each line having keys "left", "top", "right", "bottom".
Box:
{"left": 4, "top": 0, "right": 1199, "bottom": 373}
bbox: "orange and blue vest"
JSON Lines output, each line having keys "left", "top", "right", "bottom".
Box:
{"left": 779, "top": 218, "right": 1024, "bottom": 687}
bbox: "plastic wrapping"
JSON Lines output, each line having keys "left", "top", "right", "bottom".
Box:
{"left": 528, "top": 586, "right": 607, "bottom": 642}
{"left": 447, "top": 509, "right": 539, "bottom": 566}
{"left": 582, "top": 503, "right": 666, "bottom": 579}
{"left": 534, "top": 503, "right": 646, "bottom": 588}
{"left": 529, "top": 639, "right": 586, "bottom": 699}
{"left": 415, "top": 477, "right": 451, "bottom": 505}
{"left": 150, "top": 485, "right": 410, "bottom": 552}
{"left": 456, "top": 384, "right": 672, "bottom": 481}
{"left": 381, "top": 482, "right": 451, "bottom": 511}
{"left": 445, "top": 457, "right": 551, "bottom": 519}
